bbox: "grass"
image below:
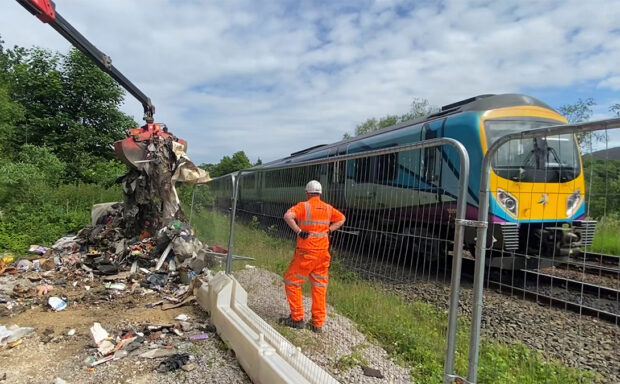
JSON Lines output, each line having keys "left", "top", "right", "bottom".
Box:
{"left": 589, "top": 215, "right": 620, "bottom": 255}
{"left": 0, "top": 183, "right": 122, "bottom": 254}
{"left": 191, "top": 209, "right": 599, "bottom": 384}
{"left": 336, "top": 344, "right": 369, "bottom": 371}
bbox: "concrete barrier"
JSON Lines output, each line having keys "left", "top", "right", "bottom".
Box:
{"left": 196, "top": 271, "right": 339, "bottom": 384}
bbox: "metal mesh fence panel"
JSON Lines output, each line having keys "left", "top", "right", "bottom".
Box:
{"left": 188, "top": 174, "right": 234, "bottom": 274}
{"left": 469, "top": 119, "right": 620, "bottom": 384}
{"left": 194, "top": 140, "right": 474, "bottom": 383}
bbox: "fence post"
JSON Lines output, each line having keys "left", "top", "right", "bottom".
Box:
{"left": 466, "top": 157, "right": 492, "bottom": 384}
{"left": 226, "top": 172, "right": 241, "bottom": 274}
{"left": 443, "top": 141, "right": 470, "bottom": 383}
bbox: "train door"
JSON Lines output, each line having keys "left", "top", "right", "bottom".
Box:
{"left": 421, "top": 121, "right": 443, "bottom": 204}
{"left": 324, "top": 146, "right": 347, "bottom": 207}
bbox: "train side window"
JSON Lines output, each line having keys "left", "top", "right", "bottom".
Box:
{"left": 355, "top": 157, "right": 375, "bottom": 183}
{"left": 423, "top": 149, "right": 438, "bottom": 182}
{"left": 242, "top": 174, "right": 255, "bottom": 189}
{"left": 328, "top": 161, "right": 346, "bottom": 184}
{"left": 376, "top": 153, "right": 398, "bottom": 182}
{"left": 421, "top": 124, "right": 440, "bottom": 183}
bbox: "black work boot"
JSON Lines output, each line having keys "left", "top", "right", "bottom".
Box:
{"left": 278, "top": 315, "right": 304, "bottom": 329}
{"left": 307, "top": 322, "right": 323, "bottom": 333}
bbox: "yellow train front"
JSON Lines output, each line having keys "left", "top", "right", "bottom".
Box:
{"left": 472, "top": 95, "right": 596, "bottom": 268}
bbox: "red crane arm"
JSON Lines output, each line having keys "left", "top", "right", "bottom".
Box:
{"left": 15, "top": 0, "right": 155, "bottom": 123}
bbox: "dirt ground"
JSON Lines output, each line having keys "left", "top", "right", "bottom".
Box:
{"left": 1, "top": 266, "right": 412, "bottom": 384}
{"left": 0, "top": 270, "right": 250, "bottom": 384}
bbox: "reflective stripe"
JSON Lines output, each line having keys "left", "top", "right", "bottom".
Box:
{"left": 308, "top": 232, "right": 328, "bottom": 237}
{"left": 304, "top": 202, "right": 311, "bottom": 222}
{"left": 298, "top": 220, "right": 331, "bottom": 225}
{"left": 284, "top": 279, "right": 302, "bottom": 287}
{"left": 295, "top": 274, "right": 307, "bottom": 281}
{"left": 311, "top": 281, "right": 328, "bottom": 288}
{"left": 310, "top": 273, "right": 328, "bottom": 280}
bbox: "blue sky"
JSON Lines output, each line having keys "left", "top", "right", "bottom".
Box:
{"left": 2, "top": 0, "right": 619, "bottom": 164}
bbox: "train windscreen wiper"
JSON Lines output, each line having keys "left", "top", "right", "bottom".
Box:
{"left": 521, "top": 137, "right": 562, "bottom": 169}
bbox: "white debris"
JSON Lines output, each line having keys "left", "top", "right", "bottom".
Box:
{"left": 104, "top": 282, "right": 126, "bottom": 291}
{"left": 0, "top": 325, "right": 35, "bottom": 348}
{"left": 97, "top": 340, "right": 115, "bottom": 355}
{"left": 48, "top": 296, "right": 67, "bottom": 311}
{"left": 90, "top": 322, "right": 109, "bottom": 345}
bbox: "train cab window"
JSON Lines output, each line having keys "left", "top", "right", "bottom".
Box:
{"left": 423, "top": 149, "right": 439, "bottom": 182}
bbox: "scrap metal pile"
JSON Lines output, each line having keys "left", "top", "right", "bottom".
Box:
{"left": 53, "top": 122, "right": 215, "bottom": 279}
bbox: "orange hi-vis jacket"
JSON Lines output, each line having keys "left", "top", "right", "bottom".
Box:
{"left": 284, "top": 196, "right": 345, "bottom": 327}
{"left": 287, "top": 196, "right": 345, "bottom": 251}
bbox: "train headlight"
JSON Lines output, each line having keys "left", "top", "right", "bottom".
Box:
{"left": 497, "top": 188, "right": 518, "bottom": 217}
{"left": 566, "top": 189, "right": 581, "bottom": 217}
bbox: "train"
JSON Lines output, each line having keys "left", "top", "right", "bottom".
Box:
{"left": 207, "top": 94, "right": 596, "bottom": 269}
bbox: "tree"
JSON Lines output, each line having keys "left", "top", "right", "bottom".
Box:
{"left": 611, "top": 103, "right": 620, "bottom": 117}
{"left": 557, "top": 98, "right": 601, "bottom": 149}
{"left": 1, "top": 43, "right": 137, "bottom": 182}
{"left": 0, "top": 81, "right": 24, "bottom": 158}
{"left": 558, "top": 98, "right": 595, "bottom": 124}
{"left": 209, "top": 151, "right": 253, "bottom": 177}
{"left": 0, "top": 145, "right": 65, "bottom": 205}
{"left": 255, "top": 158, "right": 262, "bottom": 166}
{"left": 400, "top": 98, "right": 437, "bottom": 121}
{"left": 344, "top": 97, "right": 436, "bottom": 138}
{"left": 198, "top": 163, "right": 215, "bottom": 174}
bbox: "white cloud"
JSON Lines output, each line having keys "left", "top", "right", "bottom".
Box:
{"left": 1, "top": 0, "right": 620, "bottom": 164}
{"left": 598, "top": 76, "right": 620, "bottom": 91}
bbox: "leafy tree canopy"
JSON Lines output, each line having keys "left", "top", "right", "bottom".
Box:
{"left": 344, "top": 98, "right": 436, "bottom": 139}
{"left": 557, "top": 98, "right": 602, "bottom": 149}
{"left": 208, "top": 151, "right": 253, "bottom": 177}
{"left": 0, "top": 41, "right": 136, "bottom": 182}
{"left": 558, "top": 98, "right": 595, "bottom": 124}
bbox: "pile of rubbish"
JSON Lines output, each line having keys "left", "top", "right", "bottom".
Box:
{"left": 0, "top": 123, "right": 223, "bottom": 360}
{"left": 0, "top": 211, "right": 224, "bottom": 312}
{"left": 83, "top": 315, "right": 214, "bottom": 372}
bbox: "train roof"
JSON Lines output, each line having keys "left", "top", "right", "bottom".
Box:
{"left": 258, "top": 93, "right": 556, "bottom": 168}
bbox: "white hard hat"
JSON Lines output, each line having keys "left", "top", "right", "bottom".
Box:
{"left": 305, "top": 180, "right": 322, "bottom": 194}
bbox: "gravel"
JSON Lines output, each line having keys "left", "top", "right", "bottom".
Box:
{"left": 336, "top": 252, "right": 619, "bottom": 382}
{"left": 234, "top": 267, "right": 413, "bottom": 384}
{"left": 388, "top": 280, "right": 619, "bottom": 383}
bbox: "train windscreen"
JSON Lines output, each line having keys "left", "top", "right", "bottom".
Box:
{"left": 485, "top": 119, "right": 581, "bottom": 182}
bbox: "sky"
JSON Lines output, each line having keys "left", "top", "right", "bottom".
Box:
{"left": 2, "top": 0, "right": 620, "bottom": 164}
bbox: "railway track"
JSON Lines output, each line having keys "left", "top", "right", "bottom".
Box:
{"left": 519, "top": 268, "right": 619, "bottom": 322}
{"left": 483, "top": 251, "right": 620, "bottom": 323}
{"left": 561, "top": 252, "right": 620, "bottom": 275}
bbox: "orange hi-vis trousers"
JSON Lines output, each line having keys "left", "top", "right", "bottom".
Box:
{"left": 283, "top": 248, "right": 330, "bottom": 327}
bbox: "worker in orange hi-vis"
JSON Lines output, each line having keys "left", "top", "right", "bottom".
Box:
{"left": 279, "top": 180, "right": 346, "bottom": 333}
